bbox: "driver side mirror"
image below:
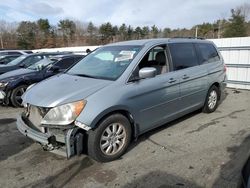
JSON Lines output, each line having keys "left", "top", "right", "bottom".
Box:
{"left": 19, "top": 64, "right": 25, "bottom": 68}
{"left": 139, "top": 67, "right": 157, "bottom": 79}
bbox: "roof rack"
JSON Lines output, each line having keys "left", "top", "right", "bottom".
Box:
{"left": 171, "top": 37, "right": 205, "bottom": 40}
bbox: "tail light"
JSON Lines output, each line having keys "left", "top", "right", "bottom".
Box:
{"left": 223, "top": 64, "right": 227, "bottom": 72}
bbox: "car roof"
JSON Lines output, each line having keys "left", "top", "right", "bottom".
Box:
{"left": 105, "top": 38, "right": 212, "bottom": 47}
{"left": 23, "top": 52, "right": 72, "bottom": 57}
{"left": 0, "top": 54, "right": 20, "bottom": 58}
{"left": 51, "top": 54, "right": 84, "bottom": 59}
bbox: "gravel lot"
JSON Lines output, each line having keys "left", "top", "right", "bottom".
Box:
{"left": 0, "top": 88, "right": 250, "bottom": 188}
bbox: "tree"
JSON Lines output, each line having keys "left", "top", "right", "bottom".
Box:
{"left": 37, "top": 19, "right": 51, "bottom": 48}
{"left": 193, "top": 23, "right": 214, "bottom": 38}
{"left": 127, "top": 25, "right": 133, "bottom": 40}
{"left": 45, "top": 26, "right": 57, "bottom": 48}
{"left": 141, "top": 26, "right": 150, "bottom": 39}
{"left": 58, "top": 19, "right": 76, "bottom": 46}
{"left": 37, "top": 19, "right": 50, "bottom": 33}
{"left": 237, "top": 3, "right": 250, "bottom": 21}
{"left": 87, "top": 22, "right": 97, "bottom": 45}
{"left": 134, "top": 27, "right": 142, "bottom": 39}
{"left": 119, "top": 23, "right": 127, "bottom": 40}
{"left": 17, "top": 21, "right": 37, "bottom": 49}
{"left": 151, "top": 25, "right": 159, "bottom": 38}
{"left": 87, "top": 22, "right": 95, "bottom": 36}
{"left": 99, "top": 22, "right": 114, "bottom": 43}
{"left": 163, "top": 28, "right": 171, "bottom": 38}
{"left": 223, "top": 9, "right": 247, "bottom": 37}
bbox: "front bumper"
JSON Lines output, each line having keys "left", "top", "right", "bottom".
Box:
{"left": 16, "top": 114, "right": 84, "bottom": 158}
{"left": 0, "top": 90, "right": 6, "bottom": 100}
{"left": 221, "top": 80, "right": 227, "bottom": 91}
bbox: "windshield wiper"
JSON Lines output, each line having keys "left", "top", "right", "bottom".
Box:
{"left": 73, "top": 73, "right": 98, "bottom": 79}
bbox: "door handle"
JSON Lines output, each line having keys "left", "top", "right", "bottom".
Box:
{"left": 168, "top": 78, "right": 177, "bottom": 83}
{"left": 182, "top": 75, "right": 190, "bottom": 80}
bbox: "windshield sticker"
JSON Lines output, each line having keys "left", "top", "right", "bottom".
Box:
{"left": 115, "top": 51, "right": 136, "bottom": 62}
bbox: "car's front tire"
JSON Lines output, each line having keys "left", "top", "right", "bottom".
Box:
{"left": 10, "top": 85, "right": 27, "bottom": 107}
{"left": 87, "top": 113, "right": 132, "bottom": 162}
{"left": 203, "top": 85, "right": 219, "bottom": 113}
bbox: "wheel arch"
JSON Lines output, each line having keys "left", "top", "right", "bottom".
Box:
{"left": 89, "top": 108, "right": 139, "bottom": 138}
{"left": 210, "top": 82, "right": 221, "bottom": 100}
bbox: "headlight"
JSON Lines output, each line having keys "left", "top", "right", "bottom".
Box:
{"left": 0, "top": 82, "right": 8, "bottom": 87}
{"left": 41, "top": 100, "right": 86, "bottom": 125}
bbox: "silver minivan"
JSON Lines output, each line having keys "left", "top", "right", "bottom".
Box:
{"left": 17, "top": 38, "right": 227, "bottom": 162}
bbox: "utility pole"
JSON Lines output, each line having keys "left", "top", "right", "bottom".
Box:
{"left": 218, "top": 20, "right": 222, "bottom": 39}
{"left": 0, "top": 34, "right": 3, "bottom": 49}
{"left": 195, "top": 27, "right": 198, "bottom": 38}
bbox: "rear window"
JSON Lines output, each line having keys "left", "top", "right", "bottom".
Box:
{"left": 196, "top": 43, "right": 220, "bottom": 64}
{"left": 169, "top": 43, "right": 199, "bottom": 70}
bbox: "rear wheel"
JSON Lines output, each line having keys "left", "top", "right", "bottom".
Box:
{"left": 10, "top": 85, "right": 27, "bottom": 107}
{"left": 87, "top": 114, "right": 132, "bottom": 162}
{"left": 203, "top": 85, "right": 219, "bottom": 113}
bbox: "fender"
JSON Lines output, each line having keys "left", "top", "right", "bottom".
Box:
{"left": 88, "top": 105, "right": 140, "bottom": 138}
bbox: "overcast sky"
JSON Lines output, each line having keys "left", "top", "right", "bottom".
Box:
{"left": 0, "top": 0, "right": 248, "bottom": 29}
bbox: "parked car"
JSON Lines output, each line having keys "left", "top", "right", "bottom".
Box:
{"left": 0, "top": 54, "right": 83, "bottom": 107}
{"left": 0, "top": 50, "right": 32, "bottom": 58}
{"left": 0, "top": 52, "right": 69, "bottom": 75}
{"left": 0, "top": 55, "right": 21, "bottom": 65}
{"left": 17, "top": 38, "right": 227, "bottom": 162}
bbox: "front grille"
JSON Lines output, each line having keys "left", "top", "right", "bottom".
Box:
{"left": 25, "top": 104, "right": 50, "bottom": 133}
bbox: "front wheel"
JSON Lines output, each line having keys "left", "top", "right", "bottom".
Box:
{"left": 203, "top": 85, "right": 219, "bottom": 113}
{"left": 87, "top": 114, "right": 132, "bottom": 162}
{"left": 10, "top": 85, "right": 27, "bottom": 107}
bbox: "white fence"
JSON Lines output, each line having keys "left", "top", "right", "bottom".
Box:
{"left": 33, "top": 45, "right": 100, "bottom": 55}
{"left": 210, "top": 37, "right": 250, "bottom": 90}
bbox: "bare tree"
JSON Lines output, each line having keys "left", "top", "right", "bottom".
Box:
{"left": 237, "top": 3, "right": 250, "bottom": 21}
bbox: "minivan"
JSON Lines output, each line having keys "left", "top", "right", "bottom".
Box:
{"left": 17, "top": 38, "right": 227, "bottom": 162}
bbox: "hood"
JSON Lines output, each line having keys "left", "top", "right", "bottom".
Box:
{"left": 0, "top": 64, "right": 17, "bottom": 74}
{"left": 22, "top": 73, "right": 112, "bottom": 107}
{"left": 0, "top": 68, "right": 36, "bottom": 81}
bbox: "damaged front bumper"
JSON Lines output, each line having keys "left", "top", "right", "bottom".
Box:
{"left": 16, "top": 114, "right": 85, "bottom": 158}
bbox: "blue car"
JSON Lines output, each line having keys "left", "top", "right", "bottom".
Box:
{"left": 0, "top": 54, "right": 83, "bottom": 107}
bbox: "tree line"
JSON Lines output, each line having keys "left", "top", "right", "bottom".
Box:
{"left": 0, "top": 4, "right": 250, "bottom": 50}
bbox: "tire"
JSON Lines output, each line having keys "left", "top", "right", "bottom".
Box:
{"left": 10, "top": 85, "right": 27, "bottom": 107}
{"left": 87, "top": 113, "right": 132, "bottom": 162}
{"left": 203, "top": 85, "right": 219, "bottom": 113}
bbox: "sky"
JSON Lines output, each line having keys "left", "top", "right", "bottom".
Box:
{"left": 0, "top": 0, "right": 248, "bottom": 29}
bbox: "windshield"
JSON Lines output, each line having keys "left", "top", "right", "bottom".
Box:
{"left": 27, "top": 58, "right": 54, "bottom": 71}
{"left": 7, "top": 55, "right": 27, "bottom": 66}
{"left": 67, "top": 45, "right": 142, "bottom": 80}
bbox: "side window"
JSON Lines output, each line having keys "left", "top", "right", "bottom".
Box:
{"left": 137, "top": 46, "right": 169, "bottom": 76}
{"left": 196, "top": 43, "right": 220, "bottom": 64}
{"left": 8, "top": 52, "right": 21, "bottom": 55}
{"left": 23, "top": 56, "right": 42, "bottom": 66}
{"left": 169, "top": 43, "right": 199, "bottom": 70}
{"left": 74, "top": 56, "right": 83, "bottom": 63}
{"left": 54, "top": 57, "right": 75, "bottom": 70}
{"left": 0, "top": 52, "right": 7, "bottom": 56}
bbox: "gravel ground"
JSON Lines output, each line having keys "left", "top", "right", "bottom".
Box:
{"left": 0, "top": 88, "right": 250, "bottom": 188}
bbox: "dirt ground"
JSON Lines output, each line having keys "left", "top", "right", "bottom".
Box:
{"left": 0, "top": 88, "right": 250, "bottom": 188}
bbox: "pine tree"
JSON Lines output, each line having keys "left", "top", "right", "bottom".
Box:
{"left": 223, "top": 9, "right": 247, "bottom": 37}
